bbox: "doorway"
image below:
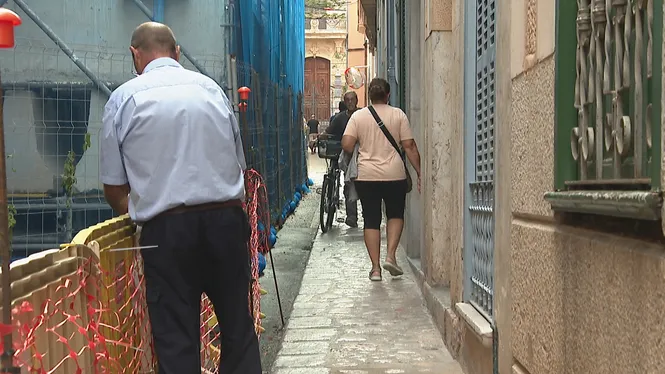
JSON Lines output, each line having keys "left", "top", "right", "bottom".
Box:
{"left": 304, "top": 57, "right": 331, "bottom": 121}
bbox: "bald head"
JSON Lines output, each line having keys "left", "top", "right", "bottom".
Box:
{"left": 131, "top": 22, "right": 177, "bottom": 54}
{"left": 129, "top": 22, "right": 180, "bottom": 75}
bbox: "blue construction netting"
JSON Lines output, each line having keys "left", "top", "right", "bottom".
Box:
{"left": 235, "top": 0, "right": 307, "bottom": 223}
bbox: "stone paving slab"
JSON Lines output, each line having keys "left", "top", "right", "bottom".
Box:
{"left": 272, "top": 222, "right": 463, "bottom": 374}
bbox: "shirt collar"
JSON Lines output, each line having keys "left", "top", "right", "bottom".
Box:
{"left": 143, "top": 57, "right": 182, "bottom": 74}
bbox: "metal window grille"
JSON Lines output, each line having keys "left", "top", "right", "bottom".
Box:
{"left": 567, "top": 0, "right": 661, "bottom": 186}
{"left": 469, "top": 0, "right": 496, "bottom": 320}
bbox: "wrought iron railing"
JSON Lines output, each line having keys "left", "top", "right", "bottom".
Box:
{"left": 568, "top": 0, "right": 661, "bottom": 188}
{"left": 305, "top": 18, "right": 347, "bottom": 31}
{"left": 548, "top": 1, "right": 663, "bottom": 221}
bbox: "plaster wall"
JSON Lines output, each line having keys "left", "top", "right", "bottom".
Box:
{"left": 403, "top": 0, "right": 423, "bottom": 260}
{"left": 401, "top": 0, "right": 468, "bottom": 366}
{"left": 347, "top": 0, "right": 368, "bottom": 107}
{"left": 511, "top": 218, "right": 665, "bottom": 374}
{"left": 416, "top": 0, "right": 464, "bottom": 289}
{"left": 509, "top": 0, "right": 555, "bottom": 78}
{"left": 459, "top": 325, "right": 493, "bottom": 374}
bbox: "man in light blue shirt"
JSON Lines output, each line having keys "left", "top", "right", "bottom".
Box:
{"left": 100, "top": 22, "right": 261, "bottom": 374}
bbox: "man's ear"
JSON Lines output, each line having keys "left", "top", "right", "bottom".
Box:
{"left": 129, "top": 46, "right": 138, "bottom": 56}
{"left": 175, "top": 45, "right": 181, "bottom": 62}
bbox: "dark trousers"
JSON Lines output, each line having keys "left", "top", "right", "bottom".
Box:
{"left": 354, "top": 180, "right": 408, "bottom": 230}
{"left": 343, "top": 182, "right": 358, "bottom": 223}
{"left": 139, "top": 205, "right": 262, "bottom": 374}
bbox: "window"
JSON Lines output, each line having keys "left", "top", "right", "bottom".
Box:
{"left": 318, "top": 18, "right": 327, "bottom": 30}
{"left": 546, "top": 1, "right": 663, "bottom": 220}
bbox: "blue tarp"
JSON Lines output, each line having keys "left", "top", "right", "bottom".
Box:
{"left": 235, "top": 0, "right": 306, "bottom": 222}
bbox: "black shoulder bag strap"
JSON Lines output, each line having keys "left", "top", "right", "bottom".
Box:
{"left": 368, "top": 106, "right": 413, "bottom": 192}
{"left": 367, "top": 106, "right": 402, "bottom": 157}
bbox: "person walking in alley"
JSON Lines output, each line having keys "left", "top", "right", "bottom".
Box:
{"left": 323, "top": 91, "right": 360, "bottom": 227}
{"left": 341, "top": 78, "right": 421, "bottom": 281}
{"left": 99, "top": 22, "right": 261, "bottom": 373}
{"left": 330, "top": 100, "right": 348, "bottom": 123}
{"left": 307, "top": 114, "right": 320, "bottom": 154}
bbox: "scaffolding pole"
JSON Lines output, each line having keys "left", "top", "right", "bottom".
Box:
{"left": 0, "top": 69, "right": 19, "bottom": 374}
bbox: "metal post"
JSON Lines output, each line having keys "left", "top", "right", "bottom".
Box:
{"left": 288, "top": 88, "right": 294, "bottom": 194}
{"left": 0, "top": 68, "right": 18, "bottom": 374}
{"left": 240, "top": 107, "right": 249, "bottom": 166}
{"left": 11, "top": 0, "right": 112, "bottom": 97}
{"left": 299, "top": 94, "right": 307, "bottom": 183}
{"left": 153, "top": 0, "right": 165, "bottom": 23}
{"left": 267, "top": 249, "right": 285, "bottom": 327}
{"left": 275, "top": 84, "right": 282, "bottom": 224}
{"left": 312, "top": 56, "right": 316, "bottom": 119}
{"left": 255, "top": 76, "right": 266, "bottom": 178}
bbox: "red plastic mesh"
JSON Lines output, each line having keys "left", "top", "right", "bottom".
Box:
{"left": 246, "top": 169, "right": 271, "bottom": 255}
{"left": 0, "top": 169, "right": 271, "bottom": 373}
{"left": 5, "top": 252, "right": 155, "bottom": 373}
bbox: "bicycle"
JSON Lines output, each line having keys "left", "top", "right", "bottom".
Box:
{"left": 317, "top": 134, "right": 342, "bottom": 233}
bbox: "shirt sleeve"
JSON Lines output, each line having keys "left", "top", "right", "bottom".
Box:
{"left": 205, "top": 83, "right": 247, "bottom": 171}
{"left": 100, "top": 95, "right": 130, "bottom": 186}
{"left": 232, "top": 111, "right": 247, "bottom": 171}
{"left": 344, "top": 113, "right": 358, "bottom": 138}
{"left": 399, "top": 109, "right": 414, "bottom": 141}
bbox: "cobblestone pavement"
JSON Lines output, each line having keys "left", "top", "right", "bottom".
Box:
{"left": 271, "top": 218, "right": 463, "bottom": 373}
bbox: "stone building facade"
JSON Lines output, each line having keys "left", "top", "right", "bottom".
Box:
{"left": 358, "top": 0, "right": 665, "bottom": 373}
{"left": 305, "top": 11, "right": 347, "bottom": 121}
{"left": 346, "top": 0, "right": 371, "bottom": 108}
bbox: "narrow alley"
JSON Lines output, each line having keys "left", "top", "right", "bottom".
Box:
{"left": 3, "top": 0, "right": 665, "bottom": 373}
{"left": 271, "top": 156, "right": 462, "bottom": 374}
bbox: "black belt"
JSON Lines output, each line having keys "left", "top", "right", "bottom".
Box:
{"left": 158, "top": 199, "right": 243, "bottom": 218}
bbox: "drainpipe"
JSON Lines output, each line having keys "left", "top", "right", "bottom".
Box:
{"left": 386, "top": 0, "right": 396, "bottom": 106}
{"left": 11, "top": 0, "right": 112, "bottom": 97}
{"left": 153, "top": 0, "right": 165, "bottom": 23}
{"left": 345, "top": 3, "right": 349, "bottom": 83}
{"left": 130, "top": 0, "right": 220, "bottom": 86}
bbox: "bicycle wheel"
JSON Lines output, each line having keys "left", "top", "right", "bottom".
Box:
{"left": 325, "top": 174, "right": 337, "bottom": 230}
{"left": 319, "top": 176, "right": 330, "bottom": 233}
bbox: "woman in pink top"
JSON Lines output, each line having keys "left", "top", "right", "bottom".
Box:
{"left": 341, "top": 78, "right": 422, "bottom": 281}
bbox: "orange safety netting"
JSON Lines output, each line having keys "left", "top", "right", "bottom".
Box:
{"left": 0, "top": 169, "right": 271, "bottom": 373}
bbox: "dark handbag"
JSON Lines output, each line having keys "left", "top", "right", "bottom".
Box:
{"left": 367, "top": 106, "right": 413, "bottom": 193}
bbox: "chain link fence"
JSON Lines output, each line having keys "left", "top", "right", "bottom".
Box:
{"left": 3, "top": 38, "right": 127, "bottom": 259}
{"left": 3, "top": 31, "right": 234, "bottom": 257}
{"left": 3, "top": 43, "right": 306, "bottom": 259}
{"left": 236, "top": 62, "right": 307, "bottom": 223}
